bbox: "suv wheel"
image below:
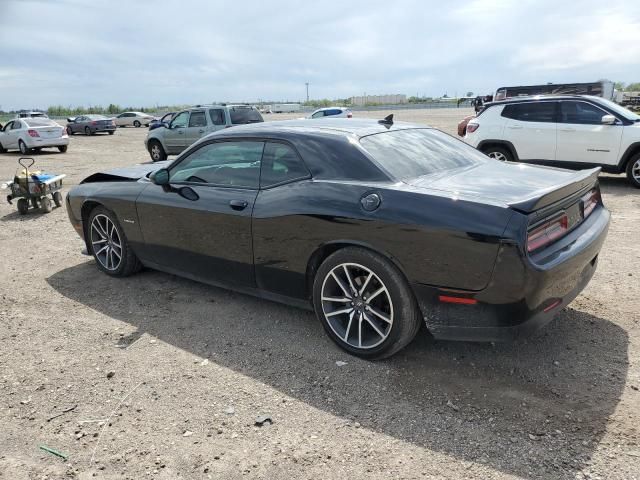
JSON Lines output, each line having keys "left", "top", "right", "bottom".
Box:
{"left": 483, "top": 146, "right": 513, "bottom": 162}
{"left": 626, "top": 153, "right": 640, "bottom": 188}
{"left": 148, "top": 140, "right": 167, "bottom": 161}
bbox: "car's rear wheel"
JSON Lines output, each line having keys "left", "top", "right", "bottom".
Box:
{"left": 108, "top": 131, "right": 115, "bottom": 135}
{"left": 483, "top": 146, "right": 513, "bottom": 162}
{"left": 148, "top": 140, "right": 167, "bottom": 161}
{"left": 312, "top": 247, "right": 421, "bottom": 359}
{"left": 134, "top": 120, "right": 141, "bottom": 128}
{"left": 58, "top": 145, "right": 67, "bottom": 153}
{"left": 626, "top": 153, "right": 640, "bottom": 189}
{"left": 88, "top": 206, "right": 142, "bottom": 277}
{"left": 18, "top": 140, "right": 29, "bottom": 154}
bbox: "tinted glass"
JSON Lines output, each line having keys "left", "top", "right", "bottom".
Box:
{"left": 209, "top": 109, "right": 225, "bottom": 125}
{"left": 12, "top": 121, "right": 22, "bottom": 129}
{"left": 170, "top": 111, "right": 189, "bottom": 129}
{"left": 229, "top": 108, "right": 263, "bottom": 124}
{"left": 3, "top": 121, "right": 13, "bottom": 131}
{"left": 170, "top": 141, "right": 264, "bottom": 188}
{"left": 161, "top": 112, "right": 174, "bottom": 123}
{"left": 502, "top": 102, "right": 557, "bottom": 122}
{"left": 311, "top": 111, "right": 324, "bottom": 119}
{"left": 188, "top": 111, "right": 207, "bottom": 127}
{"left": 594, "top": 97, "right": 640, "bottom": 121}
{"left": 360, "top": 129, "right": 488, "bottom": 180}
{"left": 559, "top": 101, "right": 607, "bottom": 124}
{"left": 326, "top": 109, "right": 341, "bottom": 116}
{"left": 260, "top": 143, "right": 310, "bottom": 187}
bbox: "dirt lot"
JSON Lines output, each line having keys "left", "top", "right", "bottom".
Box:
{"left": 1, "top": 108, "right": 639, "bottom": 479}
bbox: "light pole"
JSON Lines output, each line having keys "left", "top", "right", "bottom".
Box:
{"left": 305, "top": 82, "right": 309, "bottom": 103}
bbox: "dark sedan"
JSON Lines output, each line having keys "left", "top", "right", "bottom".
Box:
{"left": 65, "top": 118, "right": 610, "bottom": 359}
{"left": 66, "top": 115, "right": 116, "bottom": 136}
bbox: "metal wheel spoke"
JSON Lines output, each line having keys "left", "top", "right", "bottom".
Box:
{"left": 330, "top": 271, "right": 351, "bottom": 298}
{"left": 344, "top": 310, "right": 355, "bottom": 341}
{"left": 342, "top": 264, "right": 357, "bottom": 294}
{"left": 111, "top": 247, "right": 122, "bottom": 259}
{"left": 322, "top": 296, "right": 351, "bottom": 303}
{"left": 363, "top": 312, "right": 386, "bottom": 339}
{"left": 358, "top": 315, "right": 363, "bottom": 348}
{"left": 365, "top": 286, "right": 385, "bottom": 304}
{"left": 92, "top": 238, "right": 107, "bottom": 245}
{"left": 95, "top": 244, "right": 109, "bottom": 256}
{"left": 358, "top": 272, "right": 373, "bottom": 295}
{"left": 367, "top": 305, "right": 391, "bottom": 324}
{"left": 326, "top": 307, "right": 353, "bottom": 318}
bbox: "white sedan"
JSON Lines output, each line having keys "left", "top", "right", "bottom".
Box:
{"left": 113, "top": 111, "right": 155, "bottom": 128}
{"left": 0, "top": 118, "right": 69, "bottom": 154}
{"left": 306, "top": 107, "right": 353, "bottom": 119}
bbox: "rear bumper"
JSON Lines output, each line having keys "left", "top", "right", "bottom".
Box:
{"left": 25, "top": 137, "right": 69, "bottom": 148}
{"left": 415, "top": 206, "right": 610, "bottom": 342}
{"left": 94, "top": 125, "right": 116, "bottom": 132}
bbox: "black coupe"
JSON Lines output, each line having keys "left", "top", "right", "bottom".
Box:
{"left": 65, "top": 118, "right": 610, "bottom": 359}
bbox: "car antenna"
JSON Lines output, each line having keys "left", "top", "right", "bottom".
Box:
{"left": 378, "top": 114, "right": 394, "bottom": 125}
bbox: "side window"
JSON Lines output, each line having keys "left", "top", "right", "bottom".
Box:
{"left": 325, "top": 109, "right": 340, "bottom": 116}
{"left": 12, "top": 121, "right": 22, "bottom": 130}
{"left": 501, "top": 102, "right": 556, "bottom": 122}
{"left": 559, "top": 102, "right": 607, "bottom": 125}
{"left": 260, "top": 142, "right": 310, "bottom": 188}
{"left": 311, "top": 111, "right": 324, "bottom": 119}
{"left": 208, "top": 109, "right": 225, "bottom": 125}
{"left": 4, "top": 121, "right": 13, "bottom": 131}
{"left": 188, "top": 111, "right": 207, "bottom": 127}
{"left": 170, "top": 111, "right": 190, "bottom": 129}
{"left": 170, "top": 141, "right": 264, "bottom": 188}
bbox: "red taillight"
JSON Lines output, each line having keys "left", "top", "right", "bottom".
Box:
{"left": 466, "top": 123, "right": 479, "bottom": 133}
{"left": 582, "top": 189, "right": 600, "bottom": 219}
{"left": 439, "top": 295, "right": 477, "bottom": 305}
{"left": 27, "top": 129, "right": 40, "bottom": 137}
{"left": 527, "top": 213, "right": 569, "bottom": 253}
{"left": 347, "top": 112, "right": 353, "bottom": 118}
{"left": 91, "top": 121, "right": 97, "bottom": 125}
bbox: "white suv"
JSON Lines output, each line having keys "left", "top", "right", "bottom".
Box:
{"left": 464, "top": 95, "right": 640, "bottom": 187}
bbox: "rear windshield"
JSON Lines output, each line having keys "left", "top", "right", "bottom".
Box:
{"left": 24, "top": 119, "right": 57, "bottom": 127}
{"left": 360, "top": 128, "right": 488, "bottom": 180}
{"left": 229, "top": 108, "right": 263, "bottom": 124}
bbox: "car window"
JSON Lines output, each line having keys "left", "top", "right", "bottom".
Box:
{"left": 170, "top": 111, "right": 190, "bottom": 129}
{"left": 501, "top": 102, "right": 557, "bottom": 122}
{"left": 188, "top": 111, "right": 207, "bottom": 128}
{"left": 559, "top": 101, "right": 608, "bottom": 125}
{"left": 209, "top": 109, "right": 225, "bottom": 125}
{"left": 170, "top": 141, "right": 264, "bottom": 188}
{"left": 229, "top": 107, "right": 263, "bottom": 124}
{"left": 161, "top": 113, "right": 174, "bottom": 123}
{"left": 12, "top": 121, "right": 22, "bottom": 130}
{"left": 311, "top": 111, "right": 325, "bottom": 119}
{"left": 24, "top": 119, "right": 56, "bottom": 127}
{"left": 260, "top": 142, "right": 310, "bottom": 187}
{"left": 326, "top": 109, "right": 341, "bottom": 116}
{"left": 360, "top": 128, "right": 489, "bottom": 180}
{"left": 3, "top": 121, "right": 13, "bottom": 131}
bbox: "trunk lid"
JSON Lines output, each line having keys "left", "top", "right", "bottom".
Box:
{"left": 33, "top": 126, "right": 66, "bottom": 138}
{"left": 405, "top": 161, "right": 600, "bottom": 213}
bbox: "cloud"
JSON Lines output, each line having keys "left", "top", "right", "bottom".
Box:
{"left": 0, "top": 0, "right": 638, "bottom": 110}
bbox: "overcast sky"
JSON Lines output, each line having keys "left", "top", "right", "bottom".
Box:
{"left": 1, "top": 0, "right": 639, "bottom": 110}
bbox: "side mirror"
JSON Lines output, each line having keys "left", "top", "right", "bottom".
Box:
{"left": 150, "top": 168, "right": 170, "bottom": 186}
{"left": 601, "top": 114, "right": 616, "bottom": 125}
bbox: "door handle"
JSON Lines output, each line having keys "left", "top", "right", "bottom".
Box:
{"left": 508, "top": 126, "right": 523, "bottom": 129}
{"left": 229, "top": 200, "right": 248, "bottom": 211}
{"left": 198, "top": 129, "right": 205, "bottom": 133}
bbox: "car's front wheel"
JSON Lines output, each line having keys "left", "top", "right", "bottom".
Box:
{"left": 66, "top": 126, "right": 73, "bottom": 135}
{"left": 312, "top": 247, "right": 421, "bottom": 359}
{"left": 483, "top": 146, "right": 513, "bottom": 162}
{"left": 58, "top": 145, "right": 67, "bottom": 153}
{"left": 148, "top": 140, "right": 167, "bottom": 161}
{"left": 85, "top": 126, "right": 94, "bottom": 136}
{"left": 626, "top": 153, "right": 640, "bottom": 189}
{"left": 134, "top": 120, "right": 141, "bottom": 128}
{"left": 87, "top": 206, "right": 142, "bottom": 277}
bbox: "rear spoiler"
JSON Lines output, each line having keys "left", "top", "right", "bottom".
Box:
{"left": 508, "top": 167, "right": 600, "bottom": 213}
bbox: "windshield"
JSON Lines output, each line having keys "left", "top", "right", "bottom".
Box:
{"left": 594, "top": 97, "right": 640, "bottom": 121}
{"left": 360, "top": 128, "right": 489, "bottom": 180}
{"left": 229, "top": 108, "right": 263, "bottom": 124}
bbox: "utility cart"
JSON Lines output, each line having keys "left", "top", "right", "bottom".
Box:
{"left": 5, "top": 158, "right": 66, "bottom": 214}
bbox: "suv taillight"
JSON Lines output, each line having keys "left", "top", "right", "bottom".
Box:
{"left": 466, "top": 123, "right": 479, "bottom": 133}
{"left": 527, "top": 213, "right": 569, "bottom": 253}
{"left": 27, "top": 129, "right": 40, "bottom": 137}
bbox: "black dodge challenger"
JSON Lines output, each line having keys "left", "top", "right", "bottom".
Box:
{"left": 66, "top": 118, "right": 610, "bottom": 359}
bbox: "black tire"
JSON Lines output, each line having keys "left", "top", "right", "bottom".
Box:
{"left": 31, "top": 197, "right": 39, "bottom": 209}
{"left": 312, "top": 247, "right": 421, "bottom": 360}
{"left": 18, "top": 140, "right": 29, "bottom": 154}
{"left": 41, "top": 196, "right": 52, "bottom": 213}
{"left": 625, "top": 153, "right": 640, "bottom": 189}
{"left": 0, "top": 142, "right": 6, "bottom": 153}
{"left": 148, "top": 140, "right": 167, "bottom": 161}
{"left": 58, "top": 145, "right": 68, "bottom": 153}
{"left": 66, "top": 126, "right": 73, "bottom": 135}
{"left": 52, "top": 191, "right": 62, "bottom": 207}
{"left": 108, "top": 131, "right": 115, "bottom": 135}
{"left": 87, "top": 206, "right": 142, "bottom": 277}
{"left": 482, "top": 145, "right": 513, "bottom": 162}
{"left": 85, "top": 126, "right": 93, "bottom": 136}
{"left": 17, "top": 198, "right": 29, "bottom": 215}
{"left": 133, "top": 120, "right": 141, "bottom": 128}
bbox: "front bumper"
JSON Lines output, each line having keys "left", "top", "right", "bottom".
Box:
{"left": 415, "top": 206, "right": 610, "bottom": 342}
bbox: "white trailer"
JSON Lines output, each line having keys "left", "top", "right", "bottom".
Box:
{"left": 271, "top": 103, "right": 301, "bottom": 113}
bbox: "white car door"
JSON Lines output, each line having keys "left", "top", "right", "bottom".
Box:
{"left": 1, "top": 121, "right": 15, "bottom": 148}
{"left": 555, "top": 100, "right": 623, "bottom": 167}
{"left": 501, "top": 101, "right": 557, "bottom": 161}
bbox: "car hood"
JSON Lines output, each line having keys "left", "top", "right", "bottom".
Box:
{"left": 405, "top": 161, "right": 600, "bottom": 213}
{"left": 81, "top": 161, "right": 171, "bottom": 184}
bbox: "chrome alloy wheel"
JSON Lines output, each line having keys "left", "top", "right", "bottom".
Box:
{"left": 150, "top": 143, "right": 162, "bottom": 161}
{"left": 321, "top": 262, "right": 394, "bottom": 349}
{"left": 633, "top": 158, "right": 640, "bottom": 183}
{"left": 90, "top": 214, "right": 122, "bottom": 271}
{"left": 488, "top": 151, "right": 507, "bottom": 161}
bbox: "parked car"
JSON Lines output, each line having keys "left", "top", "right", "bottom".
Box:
{"left": 145, "top": 104, "right": 264, "bottom": 161}
{"left": 306, "top": 107, "right": 353, "bottom": 119}
{"left": 0, "top": 117, "right": 68, "bottom": 154}
{"left": 66, "top": 115, "right": 116, "bottom": 136}
{"left": 113, "top": 112, "right": 155, "bottom": 128}
{"left": 17, "top": 111, "right": 49, "bottom": 119}
{"left": 66, "top": 117, "right": 609, "bottom": 359}
{"left": 148, "top": 112, "right": 175, "bottom": 131}
{"left": 464, "top": 95, "right": 640, "bottom": 187}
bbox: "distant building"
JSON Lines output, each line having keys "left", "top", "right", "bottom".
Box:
{"left": 350, "top": 94, "right": 407, "bottom": 106}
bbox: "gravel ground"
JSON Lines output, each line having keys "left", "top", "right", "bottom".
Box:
{"left": 0, "top": 108, "right": 639, "bottom": 480}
